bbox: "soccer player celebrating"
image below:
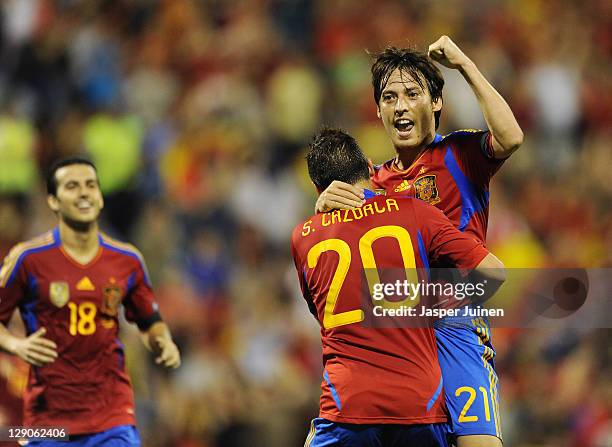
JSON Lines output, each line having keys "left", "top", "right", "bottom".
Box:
{"left": 316, "top": 37, "right": 523, "bottom": 446}
{"left": 293, "top": 128, "right": 505, "bottom": 446}
{"left": 0, "top": 158, "right": 180, "bottom": 446}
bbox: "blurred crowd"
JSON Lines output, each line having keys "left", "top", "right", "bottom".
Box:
{"left": 0, "top": 0, "right": 610, "bottom": 446}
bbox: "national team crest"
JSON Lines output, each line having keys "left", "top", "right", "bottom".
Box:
{"left": 49, "top": 281, "right": 70, "bottom": 308}
{"left": 413, "top": 175, "right": 441, "bottom": 205}
{"left": 101, "top": 283, "right": 122, "bottom": 317}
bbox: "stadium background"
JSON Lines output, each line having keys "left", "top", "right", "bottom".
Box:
{"left": 0, "top": 0, "right": 609, "bottom": 446}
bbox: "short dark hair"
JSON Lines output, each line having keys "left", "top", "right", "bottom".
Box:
{"left": 371, "top": 47, "right": 445, "bottom": 129}
{"left": 46, "top": 156, "right": 98, "bottom": 196}
{"left": 306, "top": 127, "right": 370, "bottom": 191}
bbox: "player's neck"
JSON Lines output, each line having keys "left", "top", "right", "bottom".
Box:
{"left": 395, "top": 132, "right": 436, "bottom": 170}
{"left": 58, "top": 220, "right": 100, "bottom": 264}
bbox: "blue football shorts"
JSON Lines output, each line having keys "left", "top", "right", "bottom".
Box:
{"left": 304, "top": 418, "right": 449, "bottom": 447}
{"left": 435, "top": 315, "right": 502, "bottom": 441}
{"left": 26, "top": 424, "right": 140, "bottom": 447}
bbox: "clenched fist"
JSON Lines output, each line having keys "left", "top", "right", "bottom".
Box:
{"left": 428, "top": 35, "right": 473, "bottom": 70}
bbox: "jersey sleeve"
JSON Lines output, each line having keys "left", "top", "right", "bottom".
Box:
{"left": 416, "top": 200, "right": 489, "bottom": 271}
{"left": 448, "top": 130, "right": 505, "bottom": 186}
{"left": 123, "top": 257, "right": 162, "bottom": 331}
{"left": 0, "top": 246, "right": 30, "bottom": 325}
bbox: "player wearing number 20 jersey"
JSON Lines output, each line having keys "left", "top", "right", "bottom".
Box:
{"left": 0, "top": 227, "right": 159, "bottom": 435}
{"left": 292, "top": 193, "right": 490, "bottom": 426}
{"left": 290, "top": 126, "right": 506, "bottom": 446}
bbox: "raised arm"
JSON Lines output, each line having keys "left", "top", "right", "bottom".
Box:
{"left": 428, "top": 35, "right": 524, "bottom": 159}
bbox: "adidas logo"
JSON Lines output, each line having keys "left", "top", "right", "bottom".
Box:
{"left": 76, "top": 276, "right": 95, "bottom": 291}
{"left": 394, "top": 180, "right": 410, "bottom": 193}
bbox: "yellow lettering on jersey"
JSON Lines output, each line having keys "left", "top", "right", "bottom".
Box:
{"left": 322, "top": 213, "right": 331, "bottom": 227}
{"left": 386, "top": 198, "right": 399, "bottom": 212}
{"left": 68, "top": 301, "right": 97, "bottom": 336}
{"left": 362, "top": 204, "right": 374, "bottom": 217}
{"left": 302, "top": 220, "right": 313, "bottom": 236}
{"left": 76, "top": 276, "right": 96, "bottom": 291}
{"left": 331, "top": 210, "right": 342, "bottom": 225}
{"left": 373, "top": 201, "right": 386, "bottom": 214}
{"left": 342, "top": 209, "right": 353, "bottom": 223}
{"left": 319, "top": 200, "right": 403, "bottom": 228}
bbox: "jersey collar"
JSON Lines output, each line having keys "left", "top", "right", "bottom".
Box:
{"left": 390, "top": 133, "right": 443, "bottom": 173}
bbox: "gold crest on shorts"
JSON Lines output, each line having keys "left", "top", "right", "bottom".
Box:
{"left": 414, "top": 175, "right": 441, "bottom": 205}
{"left": 49, "top": 281, "right": 70, "bottom": 307}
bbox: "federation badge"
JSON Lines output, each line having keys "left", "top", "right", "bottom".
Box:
{"left": 413, "top": 175, "right": 441, "bottom": 205}
{"left": 49, "top": 281, "right": 70, "bottom": 308}
{"left": 101, "top": 283, "right": 123, "bottom": 317}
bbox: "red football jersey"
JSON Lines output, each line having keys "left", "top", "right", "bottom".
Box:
{"left": 291, "top": 194, "right": 489, "bottom": 424}
{"left": 372, "top": 130, "right": 505, "bottom": 243}
{"left": 0, "top": 228, "right": 161, "bottom": 435}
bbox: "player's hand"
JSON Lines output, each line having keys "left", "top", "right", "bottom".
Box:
{"left": 153, "top": 336, "right": 181, "bottom": 369}
{"left": 12, "top": 327, "right": 57, "bottom": 367}
{"left": 315, "top": 181, "right": 365, "bottom": 213}
{"left": 428, "top": 35, "right": 472, "bottom": 70}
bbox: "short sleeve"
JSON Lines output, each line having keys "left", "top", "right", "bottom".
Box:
{"left": 123, "top": 258, "right": 162, "bottom": 331}
{"left": 0, "top": 248, "right": 28, "bottom": 325}
{"left": 417, "top": 200, "right": 489, "bottom": 271}
{"left": 448, "top": 130, "right": 505, "bottom": 186}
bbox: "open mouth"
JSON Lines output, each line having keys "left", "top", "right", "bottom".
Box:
{"left": 394, "top": 118, "right": 414, "bottom": 133}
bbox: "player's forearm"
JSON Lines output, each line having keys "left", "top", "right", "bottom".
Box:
{"left": 141, "top": 321, "right": 172, "bottom": 352}
{"left": 459, "top": 61, "right": 524, "bottom": 157}
{"left": 470, "top": 253, "right": 506, "bottom": 302}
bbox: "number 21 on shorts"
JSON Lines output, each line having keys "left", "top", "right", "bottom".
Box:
{"left": 455, "top": 386, "right": 492, "bottom": 422}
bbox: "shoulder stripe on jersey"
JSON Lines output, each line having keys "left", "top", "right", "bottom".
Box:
{"left": 442, "top": 129, "right": 485, "bottom": 138}
{"left": 100, "top": 233, "right": 152, "bottom": 286}
{"left": 0, "top": 232, "right": 57, "bottom": 287}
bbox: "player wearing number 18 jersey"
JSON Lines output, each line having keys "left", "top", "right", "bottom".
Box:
{"left": 292, "top": 129, "right": 505, "bottom": 446}
{"left": 0, "top": 228, "right": 155, "bottom": 435}
{"left": 0, "top": 158, "right": 180, "bottom": 446}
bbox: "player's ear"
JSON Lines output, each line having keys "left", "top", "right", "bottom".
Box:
{"left": 368, "top": 158, "right": 375, "bottom": 177}
{"left": 47, "top": 194, "right": 60, "bottom": 212}
{"left": 432, "top": 97, "right": 442, "bottom": 113}
{"left": 376, "top": 107, "right": 381, "bottom": 119}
